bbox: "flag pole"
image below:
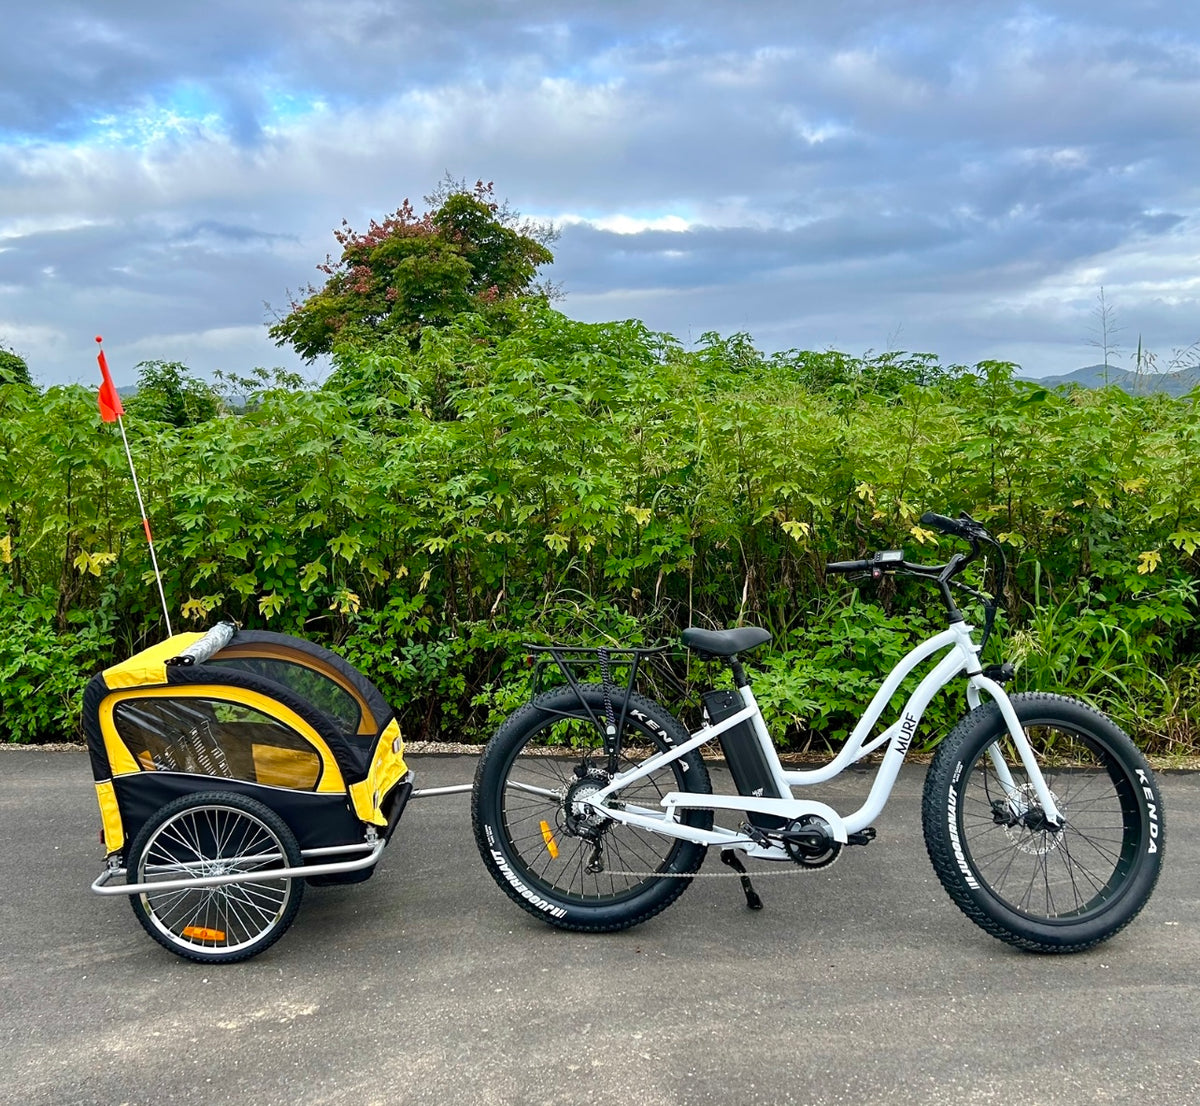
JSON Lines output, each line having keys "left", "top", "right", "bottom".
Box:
{"left": 95, "top": 336, "right": 174, "bottom": 637}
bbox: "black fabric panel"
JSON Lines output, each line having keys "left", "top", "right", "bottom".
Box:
{"left": 162, "top": 664, "right": 371, "bottom": 783}
{"left": 83, "top": 672, "right": 112, "bottom": 782}
{"left": 304, "top": 777, "right": 411, "bottom": 886}
{"left": 112, "top": 772, "right": 364, "bottom": 858}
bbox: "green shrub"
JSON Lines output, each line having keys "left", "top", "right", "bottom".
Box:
{"left": 0, "top": 587, "right": 116, "bottom": 743}
{"left": 2, "top": 308, "right": 1197, "bottom": 753}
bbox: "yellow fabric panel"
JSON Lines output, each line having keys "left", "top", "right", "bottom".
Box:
{"left": 100, "top": 706, "right": 143, "bottom": 776}
{"left": 100, "top": 685, "right": 346, "bottom": 793}
{"left": 251, "top": 743, "right": 321, "bottom": 789}
{"left": 95, "top": 780, "right": 124, "bottom": 854}
{"left": 102, "top": 632, "right": 206, "bottom": 690}
{"left": 349, "top": 718, "right": 408, "bottom": 825}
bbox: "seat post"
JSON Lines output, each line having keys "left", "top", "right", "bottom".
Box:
{"left": 728, "top": 656, "right": 750, "bottom": 688}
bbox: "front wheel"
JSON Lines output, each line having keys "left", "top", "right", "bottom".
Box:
{"left": 472, "top": 684, "right": 713, "bottom": 932}
{"left": 923, "top": 693, "right": 1164, "bottom": 953}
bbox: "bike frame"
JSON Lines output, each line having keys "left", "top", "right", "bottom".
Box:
{"left": 576, "top": 621, "right": 1064, "bottom": 861}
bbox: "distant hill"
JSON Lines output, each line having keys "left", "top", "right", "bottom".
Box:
{"left": 1026, "top": 363, "right": 1200, "bottom": 398}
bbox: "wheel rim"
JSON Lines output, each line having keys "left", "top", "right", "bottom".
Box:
{"left": 136, "top": 804, "right": 293, "bottom": 956}
{"left": 496, "top": 716, "right": 695, "bottom": 905}
{"left": 958, "top": 725, "right": 1143, "bottom": 923}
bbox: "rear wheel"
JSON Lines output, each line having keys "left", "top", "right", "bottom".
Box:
{"left": 923, "top": 694, "right": 1164, "bottom": 953}
{"left": 128, "top": 791, "right": 304, "bottom": 963}
{"left": 472, "top": 685, "right": 712, "bottom": 931}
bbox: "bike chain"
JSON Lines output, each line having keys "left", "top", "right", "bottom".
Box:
{"left": 598, "top": 849, "right": 841, "bottom": 880}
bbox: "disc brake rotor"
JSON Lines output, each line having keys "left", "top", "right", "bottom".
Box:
{"left": 1001, "top": 783, "right": 1064, "bottom": 855}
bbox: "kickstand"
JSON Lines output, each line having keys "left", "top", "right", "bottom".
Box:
{"left": 720, "top": 849, "right": 763, "bottom": 910}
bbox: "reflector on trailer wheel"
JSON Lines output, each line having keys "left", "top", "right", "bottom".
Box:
{"left": 183, "top": 926, "right": 226, "bottom": 942}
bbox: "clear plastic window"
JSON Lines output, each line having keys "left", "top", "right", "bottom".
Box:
{"left": 209, "top": 656, "right": 364, "bottom": 734}
{"left": 113, "top": 696, "right": 322, "bottom": 789}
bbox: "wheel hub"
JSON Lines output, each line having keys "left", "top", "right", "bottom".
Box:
{"left": 563, "top": 770, "right": 612, "bottom": 837}
{"left": 997, "top": 783, "right": 1064, "bottom": 855}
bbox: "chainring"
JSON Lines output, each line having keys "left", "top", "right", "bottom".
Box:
{"left": 783, "top": 814, "right": 842, "bottom": 869}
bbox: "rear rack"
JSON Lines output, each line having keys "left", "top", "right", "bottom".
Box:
{"left": 526, "top": 643, "right": 680, "bottom": 757}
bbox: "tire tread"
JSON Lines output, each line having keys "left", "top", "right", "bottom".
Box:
{"left": 922, "top": 692, "right": 1163, "bottom": 953}
{"left": 471, "top": 685, "right": 711, "bottom": 932}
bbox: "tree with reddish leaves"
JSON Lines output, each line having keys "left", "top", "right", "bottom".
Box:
{"left": 270, "top": 181, "right": 556, "bottom": 359}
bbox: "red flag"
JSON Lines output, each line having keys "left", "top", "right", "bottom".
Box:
{"left": 95, "top": 337, "right": 124, "bottom": 422}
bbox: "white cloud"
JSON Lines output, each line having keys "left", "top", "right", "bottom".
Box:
{"left": 557, "top": 213, "right": 693, "bottom": 235}
{"left": 1, "top": 1, "right": 1199, "bottom": 383}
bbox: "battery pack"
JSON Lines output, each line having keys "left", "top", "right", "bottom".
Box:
{"left": 701, "top": 689, "right": 787, "bottom": 831}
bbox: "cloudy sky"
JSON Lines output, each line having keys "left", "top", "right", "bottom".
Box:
{"left": 2, "top": 1, "right": 1198, "bottom": 387}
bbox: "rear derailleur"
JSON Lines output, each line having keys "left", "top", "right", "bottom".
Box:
{"left": 563, "top": 765, "right": 614, "bottom": 873}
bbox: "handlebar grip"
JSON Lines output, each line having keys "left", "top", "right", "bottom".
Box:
{"left": 919, "top": 511, "right": 970, "bottom": 538}
{"left": 825, "top": 559, "right": 871, "bottom": 574}
{"left": 166, "top": 620, "right": 237, "bottom": 667}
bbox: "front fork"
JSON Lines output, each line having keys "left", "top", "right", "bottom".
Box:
{"left": 967, "top": 677, "right": 1065, "bottom": 828}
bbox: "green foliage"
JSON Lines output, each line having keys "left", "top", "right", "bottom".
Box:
{"left": 3, "top": 307, "right": 1200, "bottom": 754}
{"left": 128, "top": 361, "right": 220, "bottom": 426}
{"left": 750, "top": 595, "right": 955, "bottom": 752}
{"left": 270, "top": 182, "right": 554, "bottom": 359}
{"left": 0, "top": 344, "right": 33, "bottom": 387}
{"left": 0, "top": 585, "right": 115, "bottom": 742}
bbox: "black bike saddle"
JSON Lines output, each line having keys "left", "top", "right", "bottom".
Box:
{"left": 680, "top": 626, "right": 772, "bottom": 657}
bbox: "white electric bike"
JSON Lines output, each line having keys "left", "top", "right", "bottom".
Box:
{"left": 472, "top": 512, "right": 1164, "bottom": 952}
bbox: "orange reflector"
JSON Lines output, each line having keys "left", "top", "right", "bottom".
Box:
{"left": 539, "top": 820, "right": 559, "bottom": 859}
{"left": 182, "top": 926, "right": 226, "bottom": 942}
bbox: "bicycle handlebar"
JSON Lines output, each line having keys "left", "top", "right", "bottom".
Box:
{"left": 825, "top": 549, "right": 907, "bottom": 576}
{"left": 826, "top": 559, "right": 872, "bottom": 574}
{"left": 918, "top": 510, "right": 993, "bottom": 543}
{"left": 918, "top": 510, "right": 964, "bottom": 536}
{"left": 824, "top": 508, "right": 1007, "bottom": 651}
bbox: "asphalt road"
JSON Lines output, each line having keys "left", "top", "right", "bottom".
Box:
{"left": 1, "top": 748, "right": 1197, "bottom": 1106}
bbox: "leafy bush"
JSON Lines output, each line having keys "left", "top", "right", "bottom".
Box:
{"left": 0, "top": 586, "right": 116, "bottom": 743}
{"left": 2, "top": 308, "right": 1198, "bottom": 753}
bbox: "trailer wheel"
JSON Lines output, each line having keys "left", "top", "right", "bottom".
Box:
{"left": 128, "top": 791, "right": 304, "bottom": 963}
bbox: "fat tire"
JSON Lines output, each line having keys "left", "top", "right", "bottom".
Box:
{"left": 923, "top": 693, "right": 1164, "bottom": 953}
{"left": 128, "top": 790, "right": 304, "bottom": 964}
{"left": 472, "top": 684, "right": 712, "bottom": 932}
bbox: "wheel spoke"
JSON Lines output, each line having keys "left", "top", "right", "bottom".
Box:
{"left": 486, "top": 696, "right": 707, "bottom": 912}
{"left": 950, "top": 718, "right": 1151, "bottom": 929}
{"left": 133, "top": 798, "right": 298, "bottom": 960}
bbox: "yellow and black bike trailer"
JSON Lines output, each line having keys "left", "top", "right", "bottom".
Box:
{"left": 86, "top": 622, "right": 415, "bottom": 963}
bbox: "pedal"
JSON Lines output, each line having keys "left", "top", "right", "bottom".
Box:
{"left": 846, "top": 827, "right": 877, "bottom": 847}
{"left": 739, "top": 821, "right": 773, "bottom": 850}
{"left": 720, "top": 849, "right": 763, "bottom": 911}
